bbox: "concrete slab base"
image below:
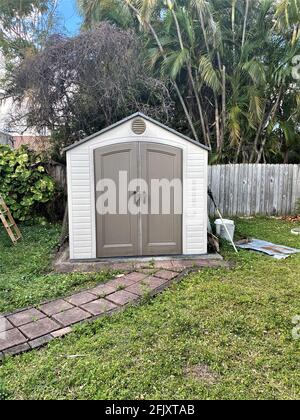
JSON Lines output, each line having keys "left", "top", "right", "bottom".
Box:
{"left": 53, "top": 247, "right": 223, "bottom": 274}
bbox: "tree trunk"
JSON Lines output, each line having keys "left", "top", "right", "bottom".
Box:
{"left": 251, "top": 85, "right": 284, "bottom": 163}
{"left": 171, "top": 9, "right": 210, "bottom": 145}
{"left": 220, "top": 66, "right": 227, "bottom": 153}
{"left": 215, "top": 97, "right": 221, "bottom": 152}
{"left": 242, "top": 0, "right": 250, "bottom": 48}
{"left": 125, "top": 1, "right": 199, "bottom": 141}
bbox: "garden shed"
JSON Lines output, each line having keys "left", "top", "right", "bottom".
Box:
{"left": 65, "top": 113, "right": 209, "bottom": 260}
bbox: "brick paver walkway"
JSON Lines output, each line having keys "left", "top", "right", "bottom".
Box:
{"left": 0, "top": 258, "right": 228, "bottom": 358}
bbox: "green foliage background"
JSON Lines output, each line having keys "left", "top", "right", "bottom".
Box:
{"left": 0, "top": 145, "right": 56, "bottom": 221}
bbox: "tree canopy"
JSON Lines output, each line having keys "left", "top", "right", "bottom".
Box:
{"left": 7, "top": 23, "right": 173, "bottom": 160}
{"left": 1, "top": 0, "right": 299, "bottom": 163}
{"left": 0, "top": 0, "right": 57, "bottom": 60}
{"left": 77, "top": 0, "right": 300, "bottom": 163}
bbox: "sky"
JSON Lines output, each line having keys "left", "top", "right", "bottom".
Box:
{"left": 57, "top": 0, "right": 82, "bottom": 35}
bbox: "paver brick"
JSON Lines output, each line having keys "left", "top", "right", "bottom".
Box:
{"left": 125, "top": 272, "right": 149, "bottom": 283}
{"left": 29, "top": 334, "right": 53, "bottom": 349}
{"left": 20, "top": 318, "right": 60, "bottom": 340}
{"left": 82, "top": 299, "right": 118, "bottom": 316}
{"left": 66, "top": 292, "right": 97, "bottom": 306}
{"left": 3, "top": 343, "right": 30, "bottom": 356}
{"left": 154, "top": 261, "right": 175, "bottom": 270}
{"left": 0, "top": 328, "right": 27, "bottom": 352}
{"left": 154, "top": 270, "right": 179, "bottom": 281}
{"left": 109, "top": 263, "right": 134, "bottom": 271}
{"left": 39, "top": 299, "right": 74, "bottom": 316}
{"left": 107, "top": 290, "right": 139, "bottom": 306}
{"left": 8, "top": 308, "right": 46, "bottom": 327}
{"left": 108, "top": 272, "right": 148, "bottom": 289}
{"left": 138, "top": 268, "right": 159, "bottom": 275}
{"left": 171, "top": 260, "right": 188, "bottom": 271}
{"left": 52, "top": 307, "right": 91, "bottom": 326}
{"left": 146, "top": 276, "right": 169, "bottom": 288}
{"left": 125, "top": 283, "right": 151, "bottom": 296}
{"left": 133, "top": 262, "right": 152, "bottom": 270}
{"left": 89, "top": 284, "right": 116, "bottom": 297}
{"left": 126, "top": 277, "right": 167, "bottom": 296}
{"left": 0, "top": 317, "right": 14, "bottom": 333}
{"left": 51, "top": 327, "right": 72, "bottom": 338}
{"left": 108, "top": 277, "right": 137, "bottom": 289}
{"left": 180, "top": 260, "right": 198, "bottom": 268}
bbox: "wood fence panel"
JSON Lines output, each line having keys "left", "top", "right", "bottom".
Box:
{"left": 208, "top": 164, "right": 300, "bottom": 217}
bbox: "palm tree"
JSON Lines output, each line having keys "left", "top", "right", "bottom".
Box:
{"left": 78, "top": 0, "right": 300, "bottom": 163}
{"left": 77, "top": 0, "right": 202, "bottom": 142}
{"left": 77, "top": 0, "right": 133, "bottom": 28}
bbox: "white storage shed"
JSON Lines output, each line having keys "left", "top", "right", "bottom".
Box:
{"left": 65, "top": 113, "right": 209, "bottom": 260}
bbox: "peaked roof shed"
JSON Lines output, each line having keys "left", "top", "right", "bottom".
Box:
{"left": 65, "top": 113, "right": 208, "bottom": 260}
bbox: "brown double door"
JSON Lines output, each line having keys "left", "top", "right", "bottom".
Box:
{"left": 95, "top": 142, "right": 182, "bottom": 258}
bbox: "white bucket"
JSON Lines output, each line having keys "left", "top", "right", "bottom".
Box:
{"left": 215, "top": 219, "right": 235, "bottom": 242}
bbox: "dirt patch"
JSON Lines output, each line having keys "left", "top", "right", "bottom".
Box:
{"left": 185, "top": 364, "right": 220, "bottom": 385}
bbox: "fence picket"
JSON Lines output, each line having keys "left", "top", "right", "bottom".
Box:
{"left": 209, "top": 164, "right": 300, "bottom": 217}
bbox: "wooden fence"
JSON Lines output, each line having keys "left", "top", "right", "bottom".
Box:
{"left": 208, "top": 164, "right": 300, "bottom": 217}
{"left": 47, "top": 162, "right": 67, "bottom": 193}
{"left": 47, "top": 163, "right": 300, "bottom": 217}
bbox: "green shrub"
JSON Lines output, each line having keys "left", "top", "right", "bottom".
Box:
{"left": 0, "top": 145, "right": 56, "bottom": 221}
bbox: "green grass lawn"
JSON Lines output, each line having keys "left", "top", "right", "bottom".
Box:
{"left": 0, "top": 225, "right": 117, "bottom": 313}
{"left": 1, "top": 218, "right": 300, "bottom": 400}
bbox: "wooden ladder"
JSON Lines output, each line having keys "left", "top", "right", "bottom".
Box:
{"left": 0, "top": 195, "right": 22, "bottom": 245}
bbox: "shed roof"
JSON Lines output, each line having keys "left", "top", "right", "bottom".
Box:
{"left": 64, "top": 112, "right": 210, "bottom": 152}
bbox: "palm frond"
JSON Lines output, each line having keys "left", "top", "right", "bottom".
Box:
{"left": 199, "top": 55, "right": 221, "bottom": 92}
{"left": 248, "top": 89, "right": 264, "bottom": 126}
{"left": 162, "top": 48, "right": 190, "bottom": 79}
{"left": 228, "top": 105, "right": 242, "bottom": 146}
{"left": 136, "top": 0, "right": 160, "bottom": 21}
{"left": 77, "top": 0, "right": 132, "bottom": 28}
{"left": 243, "top": 60, "right": 266, "bottom": 86}
{"left": 145, "top": 47, "right": 162, "bottom": 68}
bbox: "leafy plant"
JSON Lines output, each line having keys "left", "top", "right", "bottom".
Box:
{"left": 0, "top": 145, "right": 56, "bottom": 221}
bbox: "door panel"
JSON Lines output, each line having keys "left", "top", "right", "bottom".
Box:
{"left": 95, "top": 143, "right": 138, "bottom": 257}
{"left": 141, "top": 143, "right": 182, "bottom": 256}
{"left": 95, "top": 142, "right": 183, "bottom": 258}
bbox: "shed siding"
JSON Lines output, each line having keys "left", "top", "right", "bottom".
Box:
{"left": 67, "top": 118, "right": 208, "bottom": 259}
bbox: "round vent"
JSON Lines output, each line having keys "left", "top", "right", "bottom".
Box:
{"left": 132, "top": 118, "right": 146, "bottom": 135}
